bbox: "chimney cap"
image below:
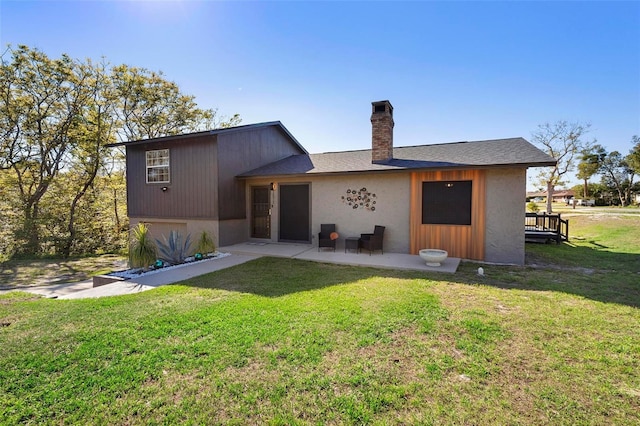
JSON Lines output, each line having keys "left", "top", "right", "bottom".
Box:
{"left": 371, "top": 100, "right": 393, "bottom": 116}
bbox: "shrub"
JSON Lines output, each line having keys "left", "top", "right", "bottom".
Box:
{"left": 129, "top": 223, "right": 157, "bottom": 269}
{"left": 527, "top": 201, "right": 540, "bottom": 213}
{"left": 195, "top": 230, "right": 216, "bottom": 255}
{"left": 156, "top": 231, "right": 192, "bottom": 265}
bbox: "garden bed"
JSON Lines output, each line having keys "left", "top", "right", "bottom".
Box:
{"left": 92, "top": 252, "right": 230, "bottom": 287}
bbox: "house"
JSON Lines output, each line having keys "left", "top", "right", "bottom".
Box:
{"left": 115, "top": 100, "right": 556, "bottom": 266}
{"left": 526, "top": 189, "right": 574, "bottom": 203}
{"left": 114, "top": 122, "right": 307, "bottom": 247}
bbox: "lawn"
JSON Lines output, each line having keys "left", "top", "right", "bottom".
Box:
{"left": 1, "top": 215, "right": 639, "bottom": 424}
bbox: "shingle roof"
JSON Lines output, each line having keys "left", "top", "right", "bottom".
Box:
{"left": 238, "top": 137, "right": 556, "bottom": 178}
{"left": 107, "top": 121, "right": 308, "bottom": 154}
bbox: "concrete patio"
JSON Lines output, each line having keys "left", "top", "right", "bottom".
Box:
{"left": 219, "top": 242, "right": 460, "bottom": 274}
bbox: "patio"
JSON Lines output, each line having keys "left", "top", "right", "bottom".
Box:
{"left": 218, "top": 242, "right": 460, "bottom": 274}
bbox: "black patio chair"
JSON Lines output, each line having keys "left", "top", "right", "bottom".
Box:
{"left": 360, "top": 225, "right": 385, "bottom": 255}
{"left": 318, "top": 224, "right": 337, "bottom": 252}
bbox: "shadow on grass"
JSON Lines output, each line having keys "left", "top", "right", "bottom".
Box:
{"left": 175, "top": 256, "right": 428, "bottom": 298}
{"left": 178, "top": 247, "right": 640, "bottom": 309}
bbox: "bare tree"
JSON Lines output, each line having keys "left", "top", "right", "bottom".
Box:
{"left": 531, "top": 121, "right": 591, "bottom": 213}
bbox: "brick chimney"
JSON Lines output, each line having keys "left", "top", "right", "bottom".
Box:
{"left": 371, "top": 100, "right": 394, "bottom": 163}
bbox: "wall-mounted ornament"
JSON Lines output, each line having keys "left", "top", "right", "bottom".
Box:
{"left": 341, "top": 187, "right": 377, "bottom": 211}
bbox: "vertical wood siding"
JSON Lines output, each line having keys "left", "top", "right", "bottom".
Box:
{"left": 126, "top": 125, "right": 304, "bottom": 222}
{"left": 217, "top": 126, "right": 304, "bottom": 220}
{"left": 410, "top": 170, "right": 486, "bottom": 260}
{"left": 126, "top": 135, "right": 218, "bottom": 219}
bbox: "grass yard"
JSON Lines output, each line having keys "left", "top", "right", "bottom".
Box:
{"left": 1, "top": 215, "right": 639, "bottom": 424}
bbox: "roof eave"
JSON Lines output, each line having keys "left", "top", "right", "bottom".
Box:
{"left": 106, "top": 121, "right": 308, "bottom": 154}
{"left": 238, "top": 161, "right": 558, "bottom": 179}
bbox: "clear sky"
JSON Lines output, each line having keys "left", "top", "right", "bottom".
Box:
{"left": 2, "top": 0, "right": 639, "bottom": 189}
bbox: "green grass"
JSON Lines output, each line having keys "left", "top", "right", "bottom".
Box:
{"left": 1, "top": 215, "right": 639, "bottom": 424}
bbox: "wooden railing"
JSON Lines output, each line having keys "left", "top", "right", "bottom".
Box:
{"left": 525, "top": 212, "right": 569, "bottom": 243}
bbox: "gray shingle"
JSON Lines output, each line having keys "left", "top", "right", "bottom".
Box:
{"left": 239, "top": 137, "right": 555, "bottom": 177}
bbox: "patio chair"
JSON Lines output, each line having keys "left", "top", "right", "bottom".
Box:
{"left": 318, "top": 224, "right": 337, "bottom": 252}
{"left": 360, "top": 225, "right": 385, "bottom": 255}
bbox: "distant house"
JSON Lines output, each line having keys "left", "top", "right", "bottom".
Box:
{"left": 527, "top": 189, "right": 574, "bottom": 203}
{"left": 115, "top": 100, "right": 555, "bottom": 265}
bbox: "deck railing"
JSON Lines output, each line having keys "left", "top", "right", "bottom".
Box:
{"left": 525, "top": 212, "right": 569, "bottom": 243}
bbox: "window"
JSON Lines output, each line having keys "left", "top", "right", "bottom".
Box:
{"left": 422, "top": 181, "right": 472, "bottom": 225}
{"left": 146, "top": 149, "right": 170, "bottom": 183}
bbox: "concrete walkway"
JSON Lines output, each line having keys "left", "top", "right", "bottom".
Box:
{"left": 2, "top": 244, "right": 459, "bottom": 300}
{"left": 3, "top": 254, "right": 259, "bottom": 300}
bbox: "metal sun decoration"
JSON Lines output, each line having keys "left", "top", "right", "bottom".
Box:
{"left": 341, "top": 187, "right": 377, "bottom": 211}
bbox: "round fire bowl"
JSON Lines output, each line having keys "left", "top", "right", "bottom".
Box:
{"left": 419, "top": 249, "right": 448, "bottom": 267}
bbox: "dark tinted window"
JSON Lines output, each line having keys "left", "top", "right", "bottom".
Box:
{"left": 422, "top": 181, "right": 472, "bottom": 225}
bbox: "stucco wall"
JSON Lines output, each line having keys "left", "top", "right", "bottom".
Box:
{"left": 129, "top": 217, "right": 220, "bottom": 252}
{"left": 247, "top": 173, "right": 410, "bottom": 253}
{"left": 219, "top": 219, "right": 249, "bottom": 246}
{"left": 310, "top": 174, "right": 410, "bottom": 253}
{"left": 484, "top": 168, "right": 526, "bottom": 265}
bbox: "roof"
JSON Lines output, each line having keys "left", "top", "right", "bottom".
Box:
{"left": 238, "top": 137, "right": 556, "bottom": 178}
{"left": 107, "top": 121, "right": 308, "bottom": 154}
{"left": 527, "top": 190, "right": 574, "bottom": 198}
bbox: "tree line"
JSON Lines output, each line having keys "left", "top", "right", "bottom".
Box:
{"left": 0, "top": 45, "right": 240, "bottom": 260}
{"left": 531, "top": 121, "right": 639, "bottom": 211}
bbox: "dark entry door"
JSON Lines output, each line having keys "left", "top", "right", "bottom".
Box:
{"left": 251, "top": 186, "right": 271, "bottom": 239}
{"left": 279, "top": 184, "right": 310, "bottom": 242}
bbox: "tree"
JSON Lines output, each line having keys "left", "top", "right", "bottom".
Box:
{"left": 577, "top": 144, "right": 606, "bottom": 199}
{"left": 531, "top": 121, "right": 591, "bottom": 213}
{"left": 111, "top": 65, "right": 240, "bottom": 142}
{"left": 0, "top": 45, "right": 92, "bottom": 254}
{"left": 598, "top": 149, "right": 634, "bottom": 207}
{"left": 626, "top": 136, "right": 640, "bottom": 204}
{"left": 1, "top": 45, "right": 241, "bottom": 257}
{"left": 59, "top": 60, "right": 118, "bottom": 257}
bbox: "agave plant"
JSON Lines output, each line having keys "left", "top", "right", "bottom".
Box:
{"left": 155, "top": 231, "right": 192, "bottom": 265}
{"left": 129, "top": 223, "right": 157, "bottom": 269}
{"left": 195, "top": 230, "right": 216, "bottom": 255}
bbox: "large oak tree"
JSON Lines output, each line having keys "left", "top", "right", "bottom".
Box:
{"left": 0, "top": 45, "right": 240, "bottom": 257}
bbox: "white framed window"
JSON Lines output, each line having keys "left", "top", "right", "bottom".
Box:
{"left": 146, "top": 149, "right": 170, "bottom": 183}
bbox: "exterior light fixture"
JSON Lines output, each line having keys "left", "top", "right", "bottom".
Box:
{"left": 446, "top": 183, "right": 454, "bottom": 188}
{"left": 194, "top": 253, "right": 203, "bottom": 260}
{"left": 161, "top": 186, "right": 168, "bottom": 192}
{"left": 270, "top": 182, "right": 276, "bottom": 191}
{"left": 154, "top": 259, "right": 164, "bottom": 268}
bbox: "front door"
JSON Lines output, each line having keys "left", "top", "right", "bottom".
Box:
{"left": 279, "top": 184, "right": 310, "bottom": 242}
{"left": 251, "top": 186, "right": 271, "bottom": 239}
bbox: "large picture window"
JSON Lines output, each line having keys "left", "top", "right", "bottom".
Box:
{"left": 422, "top": 180, "right": 472, "bottom": 225}
{"left": 146, "top": 149, "right": 170, "bottom": 183}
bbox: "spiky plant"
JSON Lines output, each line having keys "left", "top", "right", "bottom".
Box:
{"left": 195, "top": 230, "right": 216, "bottom": 255}
{"left": 129, "top": 223, "right": 157, "bottom": 269}
{"left": 155, "top": 231, "right": 192, "bottom": 265}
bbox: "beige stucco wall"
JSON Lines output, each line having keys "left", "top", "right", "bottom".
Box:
{"left": 484, "top": 168, "right": 526, "bottom": 265}
{"left": 129, "top": 217, "right": 220, "bottom": 252}
{"left": 247, "top": 173, "right": 411, "bottom": 253}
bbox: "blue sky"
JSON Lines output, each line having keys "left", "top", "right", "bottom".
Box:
{"left": 2, "top": 0, "right": 639, "bottom": 188}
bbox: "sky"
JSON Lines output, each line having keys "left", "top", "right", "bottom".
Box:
{"left": 1, "top": 0, "right": 639, "bottom": 189}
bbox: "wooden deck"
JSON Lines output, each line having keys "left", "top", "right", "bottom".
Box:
{"left": 525, "top": 213, "right": 569, "bottom": 244}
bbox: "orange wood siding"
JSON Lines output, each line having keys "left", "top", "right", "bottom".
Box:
{"left": 410, "top": 170, "right": 486, "bottom": 260}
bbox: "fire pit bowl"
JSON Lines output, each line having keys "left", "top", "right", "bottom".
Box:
{"left": 419, "top": 249, "right": 448, "bottom": 267}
